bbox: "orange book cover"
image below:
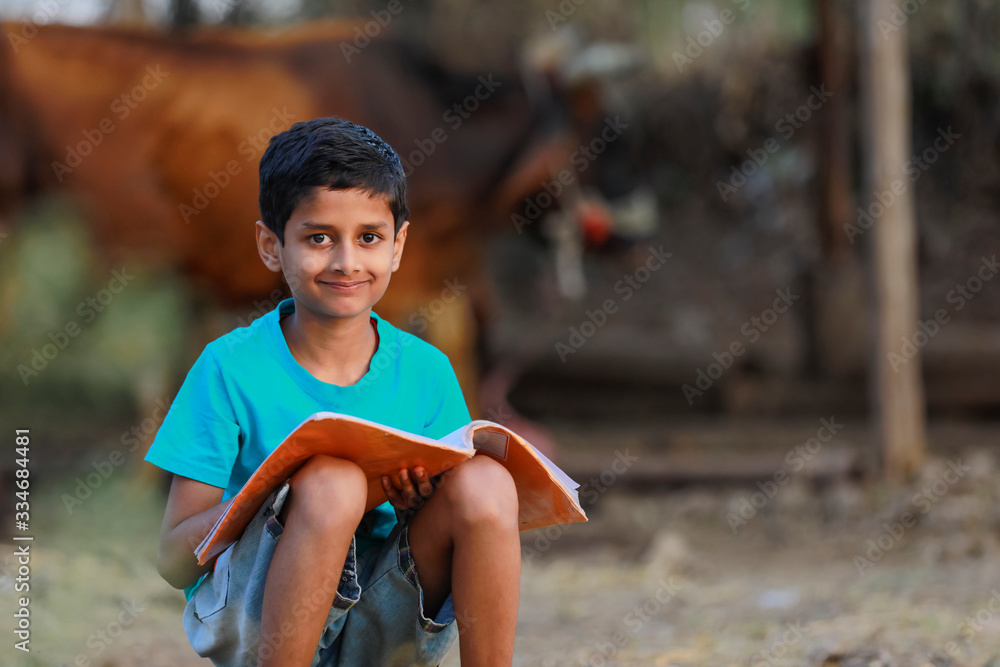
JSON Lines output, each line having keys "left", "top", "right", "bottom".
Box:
{"left": 195, "top": 412, "right": 587, "bottom": 565}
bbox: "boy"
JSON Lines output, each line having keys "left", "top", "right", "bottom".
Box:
{"left": 145, "top": 117, "right": 521, "bottom": 667}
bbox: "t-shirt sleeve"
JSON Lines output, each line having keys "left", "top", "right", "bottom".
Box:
{"left": 144, "top": 345, "right": 240, "bottom": 489}
{"left": 422, "top": 352, "right": 472, "bottom": 439}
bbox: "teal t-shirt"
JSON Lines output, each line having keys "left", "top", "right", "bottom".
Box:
{"left": 144, "top": 298, "right": 471, "bottom": 602}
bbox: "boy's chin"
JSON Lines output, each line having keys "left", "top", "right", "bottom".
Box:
{"left": 294, "top": 296, "right": 375, "bottom": 320}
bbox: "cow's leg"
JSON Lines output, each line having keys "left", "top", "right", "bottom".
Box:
{"left": 424, "top": 289, "right": 482, "bottom": 418}
{"left": 128, "top": 291, "right": 221, "bottom": 498}
{"left": 128, "top": 361, "right": 175, "bottom": 497}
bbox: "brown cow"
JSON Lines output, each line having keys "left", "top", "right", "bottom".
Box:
{"left": 0, "top": 20, "right": 635, "bottom": 455}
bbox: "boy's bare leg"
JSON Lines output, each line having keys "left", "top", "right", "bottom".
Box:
{"left": 407, "top": 456, "right": 521, "bottom": 667}
{"left": 257, "top": 455, "right": 367, "bottom": 667}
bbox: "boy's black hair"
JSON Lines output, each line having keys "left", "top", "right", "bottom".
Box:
{"left": 259, "top": 117, "right": 409, "bottom": 243}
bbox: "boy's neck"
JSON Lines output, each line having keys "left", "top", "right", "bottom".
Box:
{"left": 279, "top": 302, "right": 379, "bottom": 386}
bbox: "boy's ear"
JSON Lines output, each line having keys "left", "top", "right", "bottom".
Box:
{"left": 391, "top": 220, "right": 408, "bottom": 273}
{"left": 256, "top": 220, "right": 283, "bottom": 273}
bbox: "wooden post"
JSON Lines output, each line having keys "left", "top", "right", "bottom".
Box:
{"left": 810, "top": 0, "right": 870, "bottom": 381}
{"left": 860, "top": 0, "right": 926, "bottom": 480}
{"left": 817, "top": 0, "right": 853, "bottom": 266}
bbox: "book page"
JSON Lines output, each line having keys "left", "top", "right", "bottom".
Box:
{"left": 469, "top": 422, "right": 579, "bottom": 490}
{"left": 526, "top": 443, "right": 580, "bottom": 491}
{"left": 464, "top": 421, "right": 585, "bottom": 529}
{"left": 472, "top": 429, "right": 510, "bottom": 460}
{"left": 437, "top": 422, "right": 475, "bottom": 450}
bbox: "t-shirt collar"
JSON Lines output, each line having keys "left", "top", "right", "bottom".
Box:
{"left": 267, "top": 298, "right": 389, "bottom": 403}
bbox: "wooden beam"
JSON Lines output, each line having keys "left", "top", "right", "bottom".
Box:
{"left": 860, "top": 0, "right": 927, "bottom": 481}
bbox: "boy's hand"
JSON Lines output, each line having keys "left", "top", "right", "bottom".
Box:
{"left": 381, "top": 466, "right": 435, "bottom": 512}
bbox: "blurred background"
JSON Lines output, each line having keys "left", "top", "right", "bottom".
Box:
{"left": 2, "top": 0, "right": 1000, "bottom": 664}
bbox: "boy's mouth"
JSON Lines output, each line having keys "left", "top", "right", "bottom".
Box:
{"left": 320, "top": 279, "right": 367, "bottom": 292}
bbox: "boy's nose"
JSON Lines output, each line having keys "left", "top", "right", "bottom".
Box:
{"left": 329, "top": 244, "right": 360, "bottom": 274}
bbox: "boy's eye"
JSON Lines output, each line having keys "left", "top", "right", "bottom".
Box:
{"left": 308, "top": 232, "right": 380, "bottom": 245}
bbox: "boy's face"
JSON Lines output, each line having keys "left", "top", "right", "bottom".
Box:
{"left": 255, "top": 186, "right": 407, "bottom": 322}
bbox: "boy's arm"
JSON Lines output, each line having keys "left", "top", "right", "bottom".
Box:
{"left": 156, "top": 474, "right": 231, "bottom": 590}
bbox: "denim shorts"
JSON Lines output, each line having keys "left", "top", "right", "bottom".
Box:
{"left": 182, "top": 481, "right": 459, "bottom": 666}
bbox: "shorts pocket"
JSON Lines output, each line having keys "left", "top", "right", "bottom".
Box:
{"left": 192, "top": 546, "right": 232, "bottom": 621}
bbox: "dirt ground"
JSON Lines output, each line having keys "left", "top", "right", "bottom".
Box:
{"left": 3, "top": 423, "right": 1000, "bottom": 667}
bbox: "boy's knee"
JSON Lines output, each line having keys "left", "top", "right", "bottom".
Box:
{"left": 443, "top": 455, "right": 518, "bottom": 527}
{"left": 286, "top": 456, "right": 367, "bottom": 529}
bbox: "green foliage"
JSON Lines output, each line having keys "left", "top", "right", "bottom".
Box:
{"left": 0, "top": 201, "right": 188, "bottom": 423}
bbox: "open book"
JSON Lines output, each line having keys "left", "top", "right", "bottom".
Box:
{"left": 195, "top": 412, "right": 587, "bottom": 565}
